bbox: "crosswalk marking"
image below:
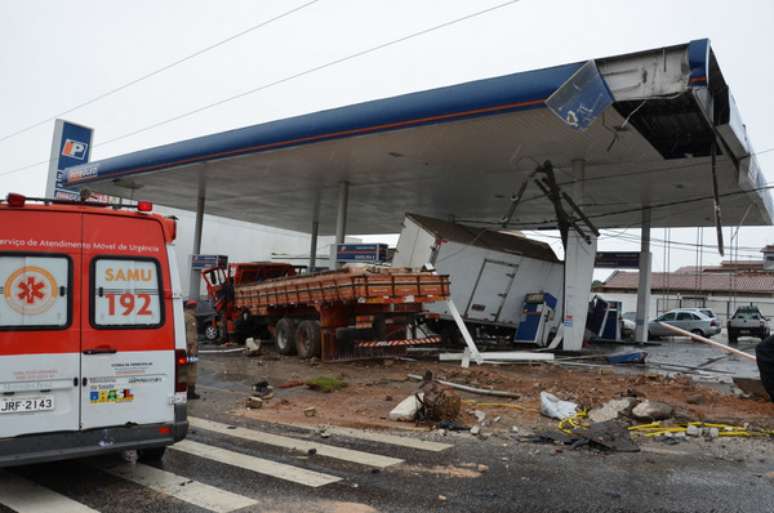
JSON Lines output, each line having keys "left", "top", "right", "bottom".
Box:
{"left": 102, "top": 462, "right": 257, "bottom": 513}
{"left": 268, "top": 421, "right": 453, "bottom": 452}
{"left": 171, "top": 440, "right": 341, "bottom": 488}
{"left": 190, "top": 417, "right": 403, "bottom": 469}
{"left": 0, "top": 471, "right": 99, "bottom": 513}
{"left": 322, "top": 426, "right": 452, "bottom": 452}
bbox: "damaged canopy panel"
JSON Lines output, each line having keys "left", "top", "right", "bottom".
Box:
{"left": 65, "top": 39, "right": 772, "bottom": 234}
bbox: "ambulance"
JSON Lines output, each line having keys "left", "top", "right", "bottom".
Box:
{"left": 0, "top": 193, "right": 188, "bottom": 466}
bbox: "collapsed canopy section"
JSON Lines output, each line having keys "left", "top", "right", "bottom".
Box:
{"left": 65, "top": 39, "right": 773, "bottom": 234}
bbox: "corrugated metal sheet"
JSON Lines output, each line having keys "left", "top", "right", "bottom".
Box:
{"left": 406, "top": 213, "right": 559, "bottom": 263}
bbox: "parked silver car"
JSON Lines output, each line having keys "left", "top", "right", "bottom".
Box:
{"left": 679, "top": 307, "right": 718, "bottom": 320}
{"left": 648, "top": 309, "right": 721, "bottom": 339}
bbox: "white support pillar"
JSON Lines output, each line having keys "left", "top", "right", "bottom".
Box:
{"left": 561, "top": 230, "right": 597, "bottom": 351}
{"left": 189, "top": 173, "right": 206, "bottom": 300}
{"left": 332, "top": 181, "right": 349, "bottom": 269}
{"left": 309, "top": 196, "right": 320, "bottom": 273}
{"left": 635, "top": 208, "right": 652, "bottom": 343}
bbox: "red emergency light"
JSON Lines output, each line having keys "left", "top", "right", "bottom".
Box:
{"left": 137, "top": 201, "right": 153, "bottom": 212}
{"left": 6, "top": 193, "right": 26, "bottom": 207}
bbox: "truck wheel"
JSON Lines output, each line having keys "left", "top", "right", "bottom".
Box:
{"left": 728, "top": 330, "right": 738, "bottom": 344}
{"left": 295, "top": 320, "right": 321, "bottom": 359}
{"left": 275, "top": 318, "right": 297, "bottom": 355}
{"left": 137, "top": 446, "right": 166, "bottom": 462}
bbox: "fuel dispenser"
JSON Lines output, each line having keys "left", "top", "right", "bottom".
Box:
{"left": 586, "top": 295, "right": 622, "bottom": 341}
{"left": 514, "top": 292, "right": 558, "bottom": 345}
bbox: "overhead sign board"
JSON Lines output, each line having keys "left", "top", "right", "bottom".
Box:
{"left": 191, "top": 254, "right": 228, "bottom": 271}
{"left": 336, "top": 243, "right": 388, "bottom": 263}
{"left": 546, "top": 60, "right": 614, "bottom": 131}
{"left": 594, "top": 251, "right": 640, "bottom": 269}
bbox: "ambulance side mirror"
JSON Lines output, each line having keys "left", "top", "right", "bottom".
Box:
{"left": 97, "top": 287, "right": 104, "bottom": 297}
{"left": 59, "top": 286, "right": 66, "bottom": 296}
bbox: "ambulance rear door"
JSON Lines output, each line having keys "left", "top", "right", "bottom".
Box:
{"left": 79, "top": 213, "right": 175, "bottom": 430}
{"left": 0, "top": 209, "right": 81, "bottom": 438}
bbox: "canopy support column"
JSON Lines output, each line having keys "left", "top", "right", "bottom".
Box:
{"left": 635, "top": 208, "right": 652, "bottom": 343}
{"left": 189, "top": 173, "right": 206, "bottom": 300}
{"left": 332, "top": 181, "right": 349, "bottom": 269}
{"left": 309, "top": 196, "right": 320, "bottom": 272}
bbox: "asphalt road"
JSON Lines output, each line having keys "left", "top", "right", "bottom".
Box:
{"left": 1, "top": 352, "right": 772, "bottom": 513}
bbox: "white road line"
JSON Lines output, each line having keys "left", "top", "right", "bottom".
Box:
{"left": 190, "top": 417, "right": 403, "bottom": 469}
{"left": 102, "top": 462, "right": 257, "bottom": 513}
{"left": 171, "top": 440, "right": 341, "bottom": 488}
{"left": 0, "top": 471, "right": 99, "bottom": 513}
{"left": 322, "top": 426, "right": 453, "bottom": 452}
{"left": 265, "top": 421, "right": 453, "bottom": 452}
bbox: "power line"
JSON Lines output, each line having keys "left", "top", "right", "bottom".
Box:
{"left": 0, "top": 0, "right": 523, "bottom": 180}
{"left": 93, "top": 0, "right": 524, "bottom": 149}
{"left": 0, "top": 0, "right": 321, "bottom": 145}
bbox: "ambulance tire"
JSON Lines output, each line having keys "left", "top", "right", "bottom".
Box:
{"left": 138, "top": 447, "right": 166, "bottom": 462}
{"left": 295, "top": 320, "right": 321, "bottom": 359}
{"left": 275, "top": 318, "right": 297, "bottom": 355}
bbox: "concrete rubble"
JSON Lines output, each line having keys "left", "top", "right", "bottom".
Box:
{"left": 588, "top": 397, "right": 636, "bottom": 423}
{"left": 631, "top": 400, "right": 673, "bottom": 420}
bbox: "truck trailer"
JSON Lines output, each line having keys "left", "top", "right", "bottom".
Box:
{"left": 204, "top": 263, "right": 450, "bottom": 361}
{"left": 392, "top": 214, "right": 564, "bottom": 345}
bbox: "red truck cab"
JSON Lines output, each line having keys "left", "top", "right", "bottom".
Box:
{"left": 0, "top": 194, "right": 188, "bottom": 467}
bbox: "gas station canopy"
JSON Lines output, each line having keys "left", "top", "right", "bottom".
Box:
{"left": 65, "top": 39, "right": 773, "bottom": 235}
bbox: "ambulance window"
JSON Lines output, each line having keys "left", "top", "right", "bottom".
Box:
{"left": 0, "top": 254, "right": 70, "bottom": 329}
{"left": 92, "top": 258, "right": 163, "bottom": 328}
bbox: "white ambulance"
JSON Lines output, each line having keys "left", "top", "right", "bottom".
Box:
{"left": 0, "top": 193, "right": 189, "bottom": 466}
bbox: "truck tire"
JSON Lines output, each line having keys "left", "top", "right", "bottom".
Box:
{"left": 728, "top": 330, "right": 738, "bottom": 344}
{"left": 275, "top": 318, "right": 297, "bottom": 355}
{"left": 296, "top": 320, "right": 321, "bottom": 359}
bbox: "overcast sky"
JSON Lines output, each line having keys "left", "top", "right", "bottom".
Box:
{"left": 2, "top": 0, "right": 773, "bottom": 279}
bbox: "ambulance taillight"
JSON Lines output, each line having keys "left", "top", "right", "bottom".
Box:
{"left": 174, "top": 349, "right": 188, "bottom": 393}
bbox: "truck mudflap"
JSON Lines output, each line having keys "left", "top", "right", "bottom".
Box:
{"left": 0, "top": 405, "right": 187, "bottom": 468}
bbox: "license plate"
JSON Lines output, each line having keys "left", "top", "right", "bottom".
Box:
{"left": 739, "top": 329, "right": 750, "bottom": 334}
{"left": 0, "top": 396, "right": 55, "bottom": 414}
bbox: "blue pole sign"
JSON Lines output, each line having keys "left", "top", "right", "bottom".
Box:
{"left": 46, "top": 119, "right": 94, "bottom": 200}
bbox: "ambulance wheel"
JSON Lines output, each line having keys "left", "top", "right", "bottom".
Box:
{"left": 204, "top": 324, "right": 220, "bottom": 342}
{"left": 295, "top": 320, "right": 321, "bottom": 359}
{"left": 275, "top": 318, "right": 297, "bottom": 355}
{"left": 138, "top": 446, "right": 166, "bottom": 462}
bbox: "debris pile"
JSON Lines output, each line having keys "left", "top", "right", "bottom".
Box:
{"left": 389, "top": 371, "right": 461, "bottom": 423}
